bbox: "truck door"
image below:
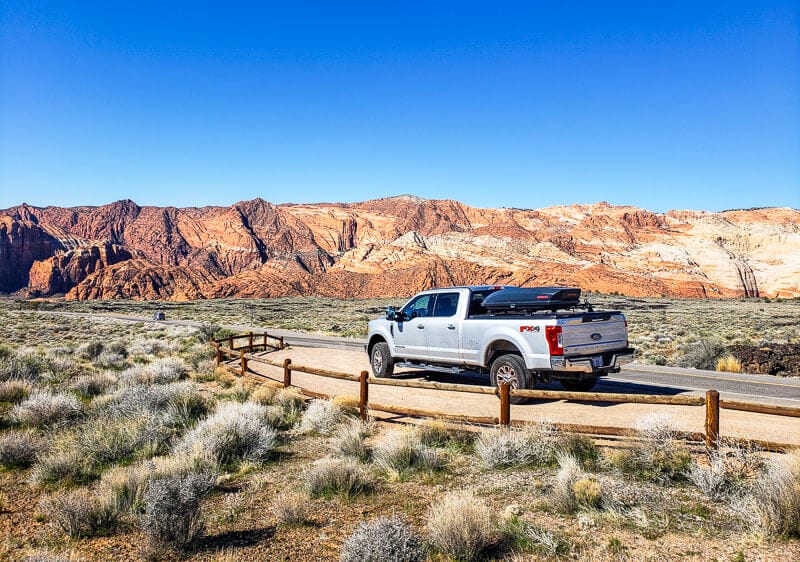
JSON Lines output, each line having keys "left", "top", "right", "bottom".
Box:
{"left": 425, "top": 292, "right": 461, "bottom": 362}
{"left": 393, "top": 293, "right": 433, "bottom": 359}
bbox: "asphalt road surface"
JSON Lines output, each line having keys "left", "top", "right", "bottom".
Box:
{"left": 37, "top": 311, "right": 800, "bottom": 408}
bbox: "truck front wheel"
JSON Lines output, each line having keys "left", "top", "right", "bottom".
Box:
{"left": 370, "top": 342, "right": 395, "bottom": 378}
{"left": 490, "top": 354, "right": 533, "bottom": 405}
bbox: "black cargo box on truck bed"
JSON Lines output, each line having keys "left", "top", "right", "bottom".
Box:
{"left": 482, "top": 287, "right": 582, "bottom": 312}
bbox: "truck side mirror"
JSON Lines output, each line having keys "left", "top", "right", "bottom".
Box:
{"left": 385, "top": 306, "right": 396, "bottom": 321}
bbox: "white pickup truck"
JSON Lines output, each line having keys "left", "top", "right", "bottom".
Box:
{"left": 366, "top": 286, "right": 634, "bottom": 402}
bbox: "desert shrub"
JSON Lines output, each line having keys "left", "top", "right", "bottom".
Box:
{"left": 76, "top": 340, "right": 105, "bottom": 361}
{"left": 71, "top": 372, "right": 117, "bottom": 398}
{"left": 93, "top": 351, "right": 127, "bottom": 370}
{"left": 556, "top": 432, "right": 600, "bottom": 469}
{"left": 128, "top": 338, "right": 167, "bottom": 357}
{"left": 608, "top": 413, "right": 691, "bottom": 482}
{"left": 690, "top": 443, "right": 764, "bottom": 500}
{"left": 250, "top": 385, "right": 278, "bottom": 406}
{"left": 100, "top": 452, "right": 215, "bottom": 514}
{"left": 271, "top": 490, "right": 310, "bottom": 526}
{"left": 30, "top": 416, "right": 167, "bottom": 486}
{"left": 426, "top": 490, "right": 497, "bottom": 562}
{"left": 415, "top": 419, "right": 475, "bottom": 449}
{"left": 331, "top": 418, "right": 373, "bottom": 462}
{"left": 30, "top": 447, "right": 88, "bottom": 487}
{"left": 0, "top": 429, "right": 46, "bottom": 468}
{"left": 716, "top": 355, "right": 742, "bottom": 373}
{"left": 106, "top": 340, "right": 129, "bottom": 357}
{"left": 39, "top": 487, "right": 118, "bottom": 538}
{"left": 101, "top": 381, "right": 201, "bottom": 423}
{"left": 0, "top": 379, "right": 34, "bottom": 403}
{"left": 183, "top": 343, "right": 214, "bottom": 370}
{"left": 341, "top": 515, "right": 426, "bottom": 562}
{"left": 0, "top": 351, "right": 49, "bottom": 382}
{"left": 46, "top": 355, "right": 81, "bottom": 381}
{"left": 222, "top": 380, "right": 255, "bottom": 403}
{"left": 303, "top": 457, "right": 374, "bottom": 498}
{"left": 734, "top": 449, "right": 800, "bottom": 537}
{"left": 117, "top": 358, "right": 187, "bottom": 386}
{"left": 299, "top": 399, "right": 345, "bottom": 435}
{"left": 676, "top": 338, "right": 726, "bottom": 370}
{"left": 273, "top": 387, "right": 305, "bottom": 411}
{"left": 141, "top": 470, "right": 216, "bottom": 552}
{"left": 196, "top": 322, "right": 222, "bottom": 341}
{"left": 10, "top": 390, "right": 81, "bottom": 428}
{"left": 551, "top": 452, "right": 603, "bottom": 514}
{"left": 505, "top": 519, "right": 573, "bottom": 557}
{"left": 475, "top": 422, "right": 559, "bottom": 469}
{"left": 373, "top": 429, "right": 445, "bottom": 479}
{"left": 0, "top": 343, "right": 12, "bottom": 360}
{"left": 177, "top": 402, "right": 278, "bottom": 467}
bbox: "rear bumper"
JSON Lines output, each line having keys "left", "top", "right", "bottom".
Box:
{"left": 549, "top": 347, "right": 636, "bottom": 374}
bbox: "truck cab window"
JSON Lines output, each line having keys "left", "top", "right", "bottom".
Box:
{"left": 433, "top": 293, "right": 460, "bottom": 317}
{"left": 402, "top": 295, "right": 432, "bottom": 318}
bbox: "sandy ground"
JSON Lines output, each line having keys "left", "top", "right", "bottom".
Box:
{"left": 242, "top": 346, "right": 800, "bottom": 447}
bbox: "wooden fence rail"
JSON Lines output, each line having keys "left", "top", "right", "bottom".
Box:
{"left": 210, "top": 333, "right": 800, "bottom": 452}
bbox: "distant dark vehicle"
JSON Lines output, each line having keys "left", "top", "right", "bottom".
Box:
{"left": 153, "top": 311, "right": 166, "bottom": 321}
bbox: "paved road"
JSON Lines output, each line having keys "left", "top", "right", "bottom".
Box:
{"left": 36, "top": 311, "right": 800, "bottom": 407}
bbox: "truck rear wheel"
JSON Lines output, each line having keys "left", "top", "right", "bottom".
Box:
{"left": 490, "top": 354, "right": 533, "bottom": 405}
{"left": 559, "top": 377, "right": 598, "bottom": 392}
{"left": 370, "top": 342, "right": 394, "bottom": 378}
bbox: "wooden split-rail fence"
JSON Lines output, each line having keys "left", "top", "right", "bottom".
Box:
{"left": 210, "top": 332, "right": 800, "bottom": 452}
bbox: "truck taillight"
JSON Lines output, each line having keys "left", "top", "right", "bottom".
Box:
{"left": 545, "top": 325, "right": 563, "bottom": 356}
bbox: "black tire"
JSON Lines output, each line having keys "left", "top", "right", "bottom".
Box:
{"left": 559, "top": 377, "right": 598, "bottom": 392}
{"left": 489, "top": 353, "right": 533, "bottom": 404}
{"left": 370, "top": 342, "right": 395, "bottom": 378}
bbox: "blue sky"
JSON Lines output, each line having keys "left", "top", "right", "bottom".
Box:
{"left": 1, "top": 1, "right": 798, "bottom": 212}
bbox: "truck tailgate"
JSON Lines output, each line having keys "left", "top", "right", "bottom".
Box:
{"left": 561, "top": 313, "right": 627, "bottom": 356}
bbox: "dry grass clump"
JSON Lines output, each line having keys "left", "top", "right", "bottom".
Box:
{"left": 330, "top": 417, "right": 373, "bottom": 462}
{"left": 70, "top": 372, "right": 117, "bottom": 398}
{"left": 689, "top": 442, "right": 764, "bottom": 500}
{"left": 99, "top": 452, "right": 216, "bottom": 514}
{"left": 177, "top": 402, "right": 278, "bottom": 467}
{"left": 39, "top": 487, "right": 118, "bottom": 538}
{"left": 128, "top": 338, "right": 167, "bottom": 357}
{"left": 734, "top": 449, "right": 800, "bottom": 537}
{"left": 475, "top": 421, "right": 559, "bottom": 469}
{"left": 249, "top": 384, "right": 278, "bottom": 406}
{"left": 117, "top": 358, "right": 187, "bottom": 386}
{"left": 298, "top": 399, "right": 345, "bottom": 435}
{"left": 341, "top": 515, "right": 426, "bottom": 562}
{"left": 221, "top": 380, "right": 255, "bottom": 403}
{"left": 716, "top": 355, "right": 743, "bottom": 373}
{"left": 0, "top": 350, "right": 50, "bottom": 382}
{"left": 99, "top": 381, "right": 205, "bottom": 426}
{"left": 76, "top": 341, "right": 104, "bottom": 361}
{"left": 270, "top": 490, "right": 310, "bottom": 526}
{"left": 92, "top": 351, "right": 127, "bottom": 370}
{"left": 551, "top": 453, "right": 603, "bottom": 513}
{"left": 332, "top": 395, "right": 361, "bottom": 416}
{"left": 414, "top": 419, "right": 475, "bottom": 449}
{"left": 141, "top": 469, "right": 217, "bottom": 553}
{"left": 0, "top": 379, "right": 34, "bottom": 403}
{"left": 676, "top": 338, "right": 726, "bottom": 370}
{"left": 10, "top": 390, "right": 81, "bottom": 428}
{"left": 30, "top": 415, "right": 168, "bottom": 486}
{"left": 425, "top": 490, "right": 498, "bottom": 562}
{"left": 608, "top": 413, "right": 691, "bottom": 482}
{"left": 303, "top": 457, "right": 374, "bottom": 498}
{"left": 372, "top": 429, "right": 445, "bottom": 480}
{"left": 0, "top": 429, "right": 46, "bottom": 468}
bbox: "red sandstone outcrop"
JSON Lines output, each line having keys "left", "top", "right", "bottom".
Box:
{"left": 1, "top": 197, "right": 797, "bottom": 301}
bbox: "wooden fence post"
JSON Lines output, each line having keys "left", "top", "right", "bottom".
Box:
{"left": 359, "top": 370, "right": 369, "bottom": 421}
{"left": 280, "top": 336, "right": 285, "bottom": 349}
{"left": 499, "top": 383, "right": 511, "bottom": 426}
{"left": 705, "top": 390, "right": 720, "bottom": 449}
{"left": 263, "top": 333, "right": 267, "bottom": 350}
{"left": 240, "top": 350, "right": 247, "bottom": 376}
{"left": 248, "top": 331, "right": 253, "bottom": 350}
{"left": 283, "top": 358, "right": 292, "bottom": 387}
{"left": 215, "top": 346, "right": 221, "bottom": 366}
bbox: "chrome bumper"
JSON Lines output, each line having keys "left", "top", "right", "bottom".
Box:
{"left": 549, "top": 348, "right": 636, "bottom": 374}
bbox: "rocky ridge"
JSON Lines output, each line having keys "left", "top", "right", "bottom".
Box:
{"left": 0, "top": 196, "right": 797, "bottom": 300}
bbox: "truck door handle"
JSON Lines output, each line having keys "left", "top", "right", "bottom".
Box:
{"left": 447, "top": 325, "right": 456, "bottom": 330}
{"left": 417, "top": 325, "right": 425, "bottom": 329}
